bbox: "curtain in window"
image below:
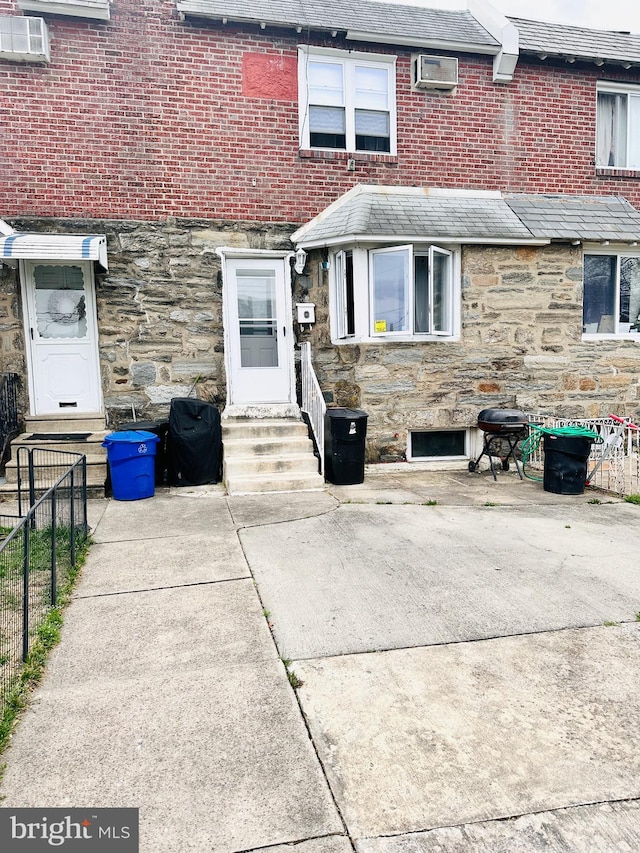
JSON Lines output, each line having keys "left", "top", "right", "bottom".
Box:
{"left": 597, "top": 93, "right": 616, "bottom": 166}
{"left": 620, "top": 257, "right": 640, "bottom": 327}
{"left": 583, "top": 255, "right": 617, "bottom": 332}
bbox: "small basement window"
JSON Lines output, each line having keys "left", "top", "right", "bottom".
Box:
{"left": 409, "top": 429, "right": 468, "bottom": 460}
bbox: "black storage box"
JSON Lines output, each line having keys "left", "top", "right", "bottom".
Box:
{"left": 543, "top": 433, "right": 593, "bottom": 495}
{"left": 324, "top": 408, "right": 368, "bottom": 485}
{"left": 168, "top": 398, "right": 221, "bottom": 486}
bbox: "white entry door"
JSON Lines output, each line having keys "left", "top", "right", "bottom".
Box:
{"left": 225, "top": 257, "right": 293, "bottom": 405}
{"left": 22, "top": 260, "right": 102, "bottom": 415}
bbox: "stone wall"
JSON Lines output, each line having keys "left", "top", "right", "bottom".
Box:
{"left": 5, "top": 220, "right": 640, "bottom": 454}
{"left": 295, "top": 244, "right": 640, "bottom": 463}
{"left": 5, "top": 217, "right": 294, "bottom": 425}
{"left": 0, "top": 262, "right": 27, "bottom": 421}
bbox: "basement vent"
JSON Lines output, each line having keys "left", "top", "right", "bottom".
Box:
{"left": 413, "top": 54, "right": 458, "bottom": 90}
{"left": 0, "top": 15, "right": 49, "bottom": 62}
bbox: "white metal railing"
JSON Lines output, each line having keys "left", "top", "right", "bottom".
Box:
{"left": 300, "top": 342, "right": 326, "bottom": 475}
{"left": 524, "top": 414, "right": 640, "bottom": 496}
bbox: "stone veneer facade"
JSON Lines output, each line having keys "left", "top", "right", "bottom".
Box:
{"left": 295, "top": 243, "right": 640, "bottom": 463}
{"left": 2, "top": 218, "right": 639, "bottom": 459}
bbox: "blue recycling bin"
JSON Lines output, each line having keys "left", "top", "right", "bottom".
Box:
{"left": 102, "top": 430, "right": 160, "bottom": 501}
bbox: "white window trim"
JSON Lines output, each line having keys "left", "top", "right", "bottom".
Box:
{"left": 298, "top": 45, "right": 397, "bottom": 155}
{"left": 596, "top": 81, "right": 640, "bottom": 170}
{"left": 369, "top": 244, "right": 412, "bottom": 336}
{"left": 582, "top": 245, "right": 640, "bottom": 341}
{"left": 329, "top": 243, "right": 460, "bottom": 344}
{"left": 0, "top": 15, "right": 49, "bottom": 62}
{"left": 406, "top": 428, "right": 471, "bottom": 462}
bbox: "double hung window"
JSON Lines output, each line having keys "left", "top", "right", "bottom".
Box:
{"left": 596, "top": 84, "right": 640, "bottom": 169}
{"left": 583, "top": 253, "right": 640, "bottom": 335}
{"left": 299, "top": 47, "right": 396, "bottom": 154}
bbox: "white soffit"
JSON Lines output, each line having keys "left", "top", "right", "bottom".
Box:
{"left": 17, "top": 0, "right": 111, "bottom": 21}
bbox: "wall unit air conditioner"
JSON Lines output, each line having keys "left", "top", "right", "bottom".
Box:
{"left": 413, "top": 54, "right": 458, "bottom": 90}
{"left": 0, "top": 16, "right": 49, "bottom": 62}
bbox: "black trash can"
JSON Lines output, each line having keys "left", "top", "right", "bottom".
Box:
{"left": 118, "top": 420, "right": 169, "bottom": 485}
{"left": 543, "top": 433, "right": 594, "bottom": 495}
{"left": 168, "top": 398, "right": 221, "bottom": 486}
{"left": 324, "top": 408, "right": 368, "bottom": 485}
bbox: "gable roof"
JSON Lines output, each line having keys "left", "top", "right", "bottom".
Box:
{"left": 291, "top": 186, "right": 640, "bottom": 248}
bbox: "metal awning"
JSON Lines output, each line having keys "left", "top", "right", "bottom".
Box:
{"left": 0, "top": 232, "right": 108, "bottom": 269}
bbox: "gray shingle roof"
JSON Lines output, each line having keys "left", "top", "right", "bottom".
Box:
{"left": 177, "top": 1, "right": 499, "bottom": 49}
{"left": 178, "top": 2, "right": 640, "bottom": 63}
{"left": 511, "top": 17, "right": 640, "bottom": 64}
{"left": 292, "top": 187, "right": 640, "bottom": 246}
{"left": 505, "top": 194, "right": 640, "bottom": 242}
{"left": 292, "top": 187, "right": 534, "bottom": 245}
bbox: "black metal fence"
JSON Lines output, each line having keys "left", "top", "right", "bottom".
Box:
{"left": 0, "top": 372, "right": 19, "bottom": 471}
{"left": 0, "top": 449, "right": 88, "bottom": 711}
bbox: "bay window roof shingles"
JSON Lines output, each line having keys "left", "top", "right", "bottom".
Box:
{"left": 292, "top": 188, "right": 640, "bottom": 247}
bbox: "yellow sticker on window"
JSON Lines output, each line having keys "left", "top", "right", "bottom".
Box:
{"left": 375, "top": 320, "right": 387, "bottom": 332}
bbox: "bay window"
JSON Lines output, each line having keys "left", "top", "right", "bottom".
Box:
{"left": 332, "top": 244, "right": 457, "bottom": 342}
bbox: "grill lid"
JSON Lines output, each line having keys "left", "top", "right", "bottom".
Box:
{"left": 478, "top": 408, "right": 527, "bottom": 432}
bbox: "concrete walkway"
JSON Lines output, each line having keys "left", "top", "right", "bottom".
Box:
{"left": 1, "top": 468, "right": 640, "bottom": 851}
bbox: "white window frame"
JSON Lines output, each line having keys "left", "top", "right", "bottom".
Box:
{"left": 406, "top": 428, "right": 470, "bottom": 462}
{"left": 596, "top": 82, "right": 640, "bottom": 170}
{"left": 0, "top": 15, "right": 49, "bottom": 62}
{"left": 582, "top": 246, "right": 640, "bottom": 340}
{"left": 298, "top": 45, "right": 397, "bottom": 155}
{"left": 329, "top": 243, "right": 459, "bottom": 344}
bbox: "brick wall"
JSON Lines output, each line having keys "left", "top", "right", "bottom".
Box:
{"left": 2, "top": 0, "right": 640, "bottom": 223}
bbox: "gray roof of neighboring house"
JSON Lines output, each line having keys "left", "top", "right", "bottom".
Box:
{"left": 505, "top": 194, "right": 640, "bottom": 242}
{"left": 511, "top": 17, "right": 640, "bottom": 65}
{"left": 292, "top": 187, "right": 640, "bottom": 246}
{"left": 178, "top": 2, "right": 640, "bottom": 64}
{"left": 177, "top": 1, "right": 500, "bottom": 49}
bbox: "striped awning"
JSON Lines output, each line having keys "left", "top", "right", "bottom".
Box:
{"left": 0, "top": 232, "right": 108, "bottom": 269}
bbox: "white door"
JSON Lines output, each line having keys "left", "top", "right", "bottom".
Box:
{"left": 225, "top": 258, "right": 293, "bottom": 405}
{"left": 23, "top": 260, "right": 102, "bottom": 415}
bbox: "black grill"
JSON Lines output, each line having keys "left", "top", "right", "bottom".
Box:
{"left": 469, "top": 408, "right": 528, "bottom": 480}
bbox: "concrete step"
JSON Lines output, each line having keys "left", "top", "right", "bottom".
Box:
{"left": 225, "top": 452, "right": 320, "bottom": 477}
{"left": 10, "top": 432, "right": 109, "bottom": 457}
{"left": 223, "top": 435, "right": 316, "bottom": 457}
{"left": 225, "top": 470, "right": 325, "bottom": 496}
{"left": 222, "top": 416, "right": 324, "bottom": 495}
{"left": 2, "top": 457, "right": 107, "bottom": 487}
{"left": 24, "top": 414, "right": 107, "bottom": 433}
{"left": 222, "top": 418, "right": 310, "bottom": 441}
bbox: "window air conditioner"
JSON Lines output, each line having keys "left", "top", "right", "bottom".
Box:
{"left": 0, "top": 15, "right": 50, "bottom": 62}
{"left": 413, "top": 54, "right": 458, "bottom": 90}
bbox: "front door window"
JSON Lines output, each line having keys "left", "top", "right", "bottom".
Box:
{"left": 236, "top": 269, "right": 278, "bottom": 368}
